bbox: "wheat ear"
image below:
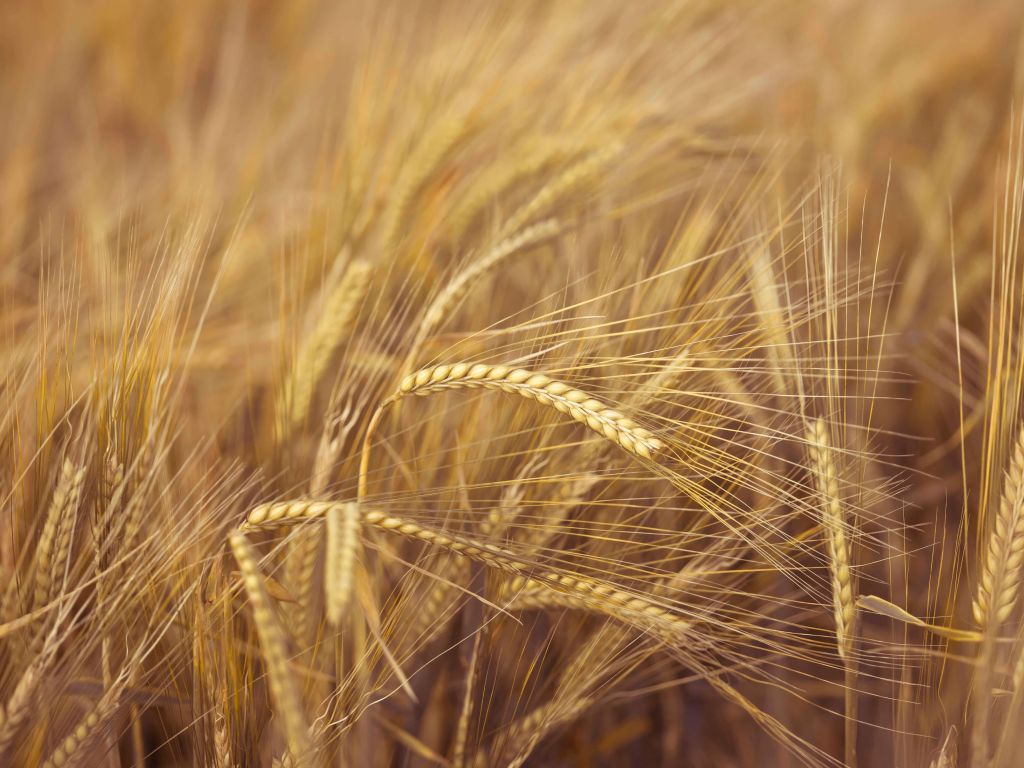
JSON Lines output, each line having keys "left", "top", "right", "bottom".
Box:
{"left": 973, "top": 424, "right": 1024, "bottom": 626}
{"left": 806, "top": 418, "right": 858, "bottom": 768}
{"left": 806, "top": 418, "right": 855, "bottom": 659}
{"left": 243, "top": 501, "right": 688, "bottom": 641}
{"left": 229, "top": 531, "right": 312, "bottom": 764}
{"left": 381, "top": 110, "right": 475, "bottom": 247}
{"left": 40, "top": 668, "right": 129, "bottom": 768}
{"left": 405, "top": 219, "right": 562, "bottom": 368}
{"left": 499, "top": 142, "right": 623, "bottom": 237}
{"left": 401, "top": 554, "right": 470, "bottom": 655}
{"left": 481, "top": 697, "right": 592, "bottom": 768}
{"left": 446, "top": 136, "right": 581, "bottom": 239}
{"left": 0, "top": 651, "right": 54, "bottom": 759}
{"left": 32, "top": 459, "right": 86, "bottom": 610}
{"left": 325, "top": 501, "right": 361, "bottom": 627}
{"left": 359, "top": 363, "right": 662, "bottom": 500}
{"left": 278, "top": 258, "right": 372, "bottom": 434}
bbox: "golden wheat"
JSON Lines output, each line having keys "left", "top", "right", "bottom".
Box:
{"left": 806, "top": 418, "right": 855, "bottom": 659}
{"left": 325, "top": 501, "right": 360, "bottom": 627}
{"left": 229, "top": 531, "right": 312, "bottom": 764}
{"left": 973, "top": 424, "right": 1024, "bottom": 627}
{"left": 32, "top": 459, "right": 85, "bottom": 611}
{"left": 278, "top": 258, "right": 373, "bottom": 435}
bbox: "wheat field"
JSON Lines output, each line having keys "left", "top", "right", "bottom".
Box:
{"left": 3, "top": 1, "right": 1024, "bottom": 766}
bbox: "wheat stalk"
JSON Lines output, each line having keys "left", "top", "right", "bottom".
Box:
{"left": 451, "top": 631, "right": 482, "bottom": 768}
{"left": 325, "top": 501, "right": 361, "bottom": 627}
{"left": 973, "top": 424, "right": 1024, "bottom": 627}
{"left": 229, "top": 531, "right": 313, "bottom": 765}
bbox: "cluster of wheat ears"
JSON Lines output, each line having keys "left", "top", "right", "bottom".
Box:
{"left": 6, "top": 1, "right": 1024, "bottom": 766}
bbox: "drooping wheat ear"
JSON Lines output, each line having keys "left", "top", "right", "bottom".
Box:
{"left": 325, "top": 501, "right": 361, "bottom": 627}
{"left": 973, "top": 424, "right": 1024, "bottom": 627}
{"left": 806, "top": 418, "right": 855, "bottom": 660}
{"left": 243, "top": 502, "right": 688, "bottom": 640}
{"left": 499, "top": 141, "right": 623, "bottom": 237}
{"left": 32, "top": 459, "right": 86, "bottom": 610}
{"left": 278, "top": 258, "right": 373, "bottom": 435}
{"left": 405, "top": 219, "right": 562, "bottom": 368}
{"left": 229, "top": 531, "right": 312, "bottom": 765}
{"left": 397, "top": 364, "right": 663, "bottom": 458}
{"left": 381, "top": 109, "right": 475, "bottom": 247}
{"left": 368, "top": 362, "right": 661, "bottom": 493}
{"left": 499, "top": 573, "right": 689, "bottom": 643}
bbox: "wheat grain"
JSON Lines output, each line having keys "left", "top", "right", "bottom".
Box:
{"left": 229, "top": 531, "right": 312, "bottom": 765}
{"left": 973, "top": 424, "right": 1024, "bottom": 626}
{"left": 325, "top": 501, "right": 360, "bottom": 627}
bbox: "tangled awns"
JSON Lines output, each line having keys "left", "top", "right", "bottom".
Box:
{"left": 6, "top": 1, "right": 1024, "bottom": 767}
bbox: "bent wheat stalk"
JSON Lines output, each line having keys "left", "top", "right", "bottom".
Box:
{"left": 358, "top": 362, "right": 664, "bottom": 500}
